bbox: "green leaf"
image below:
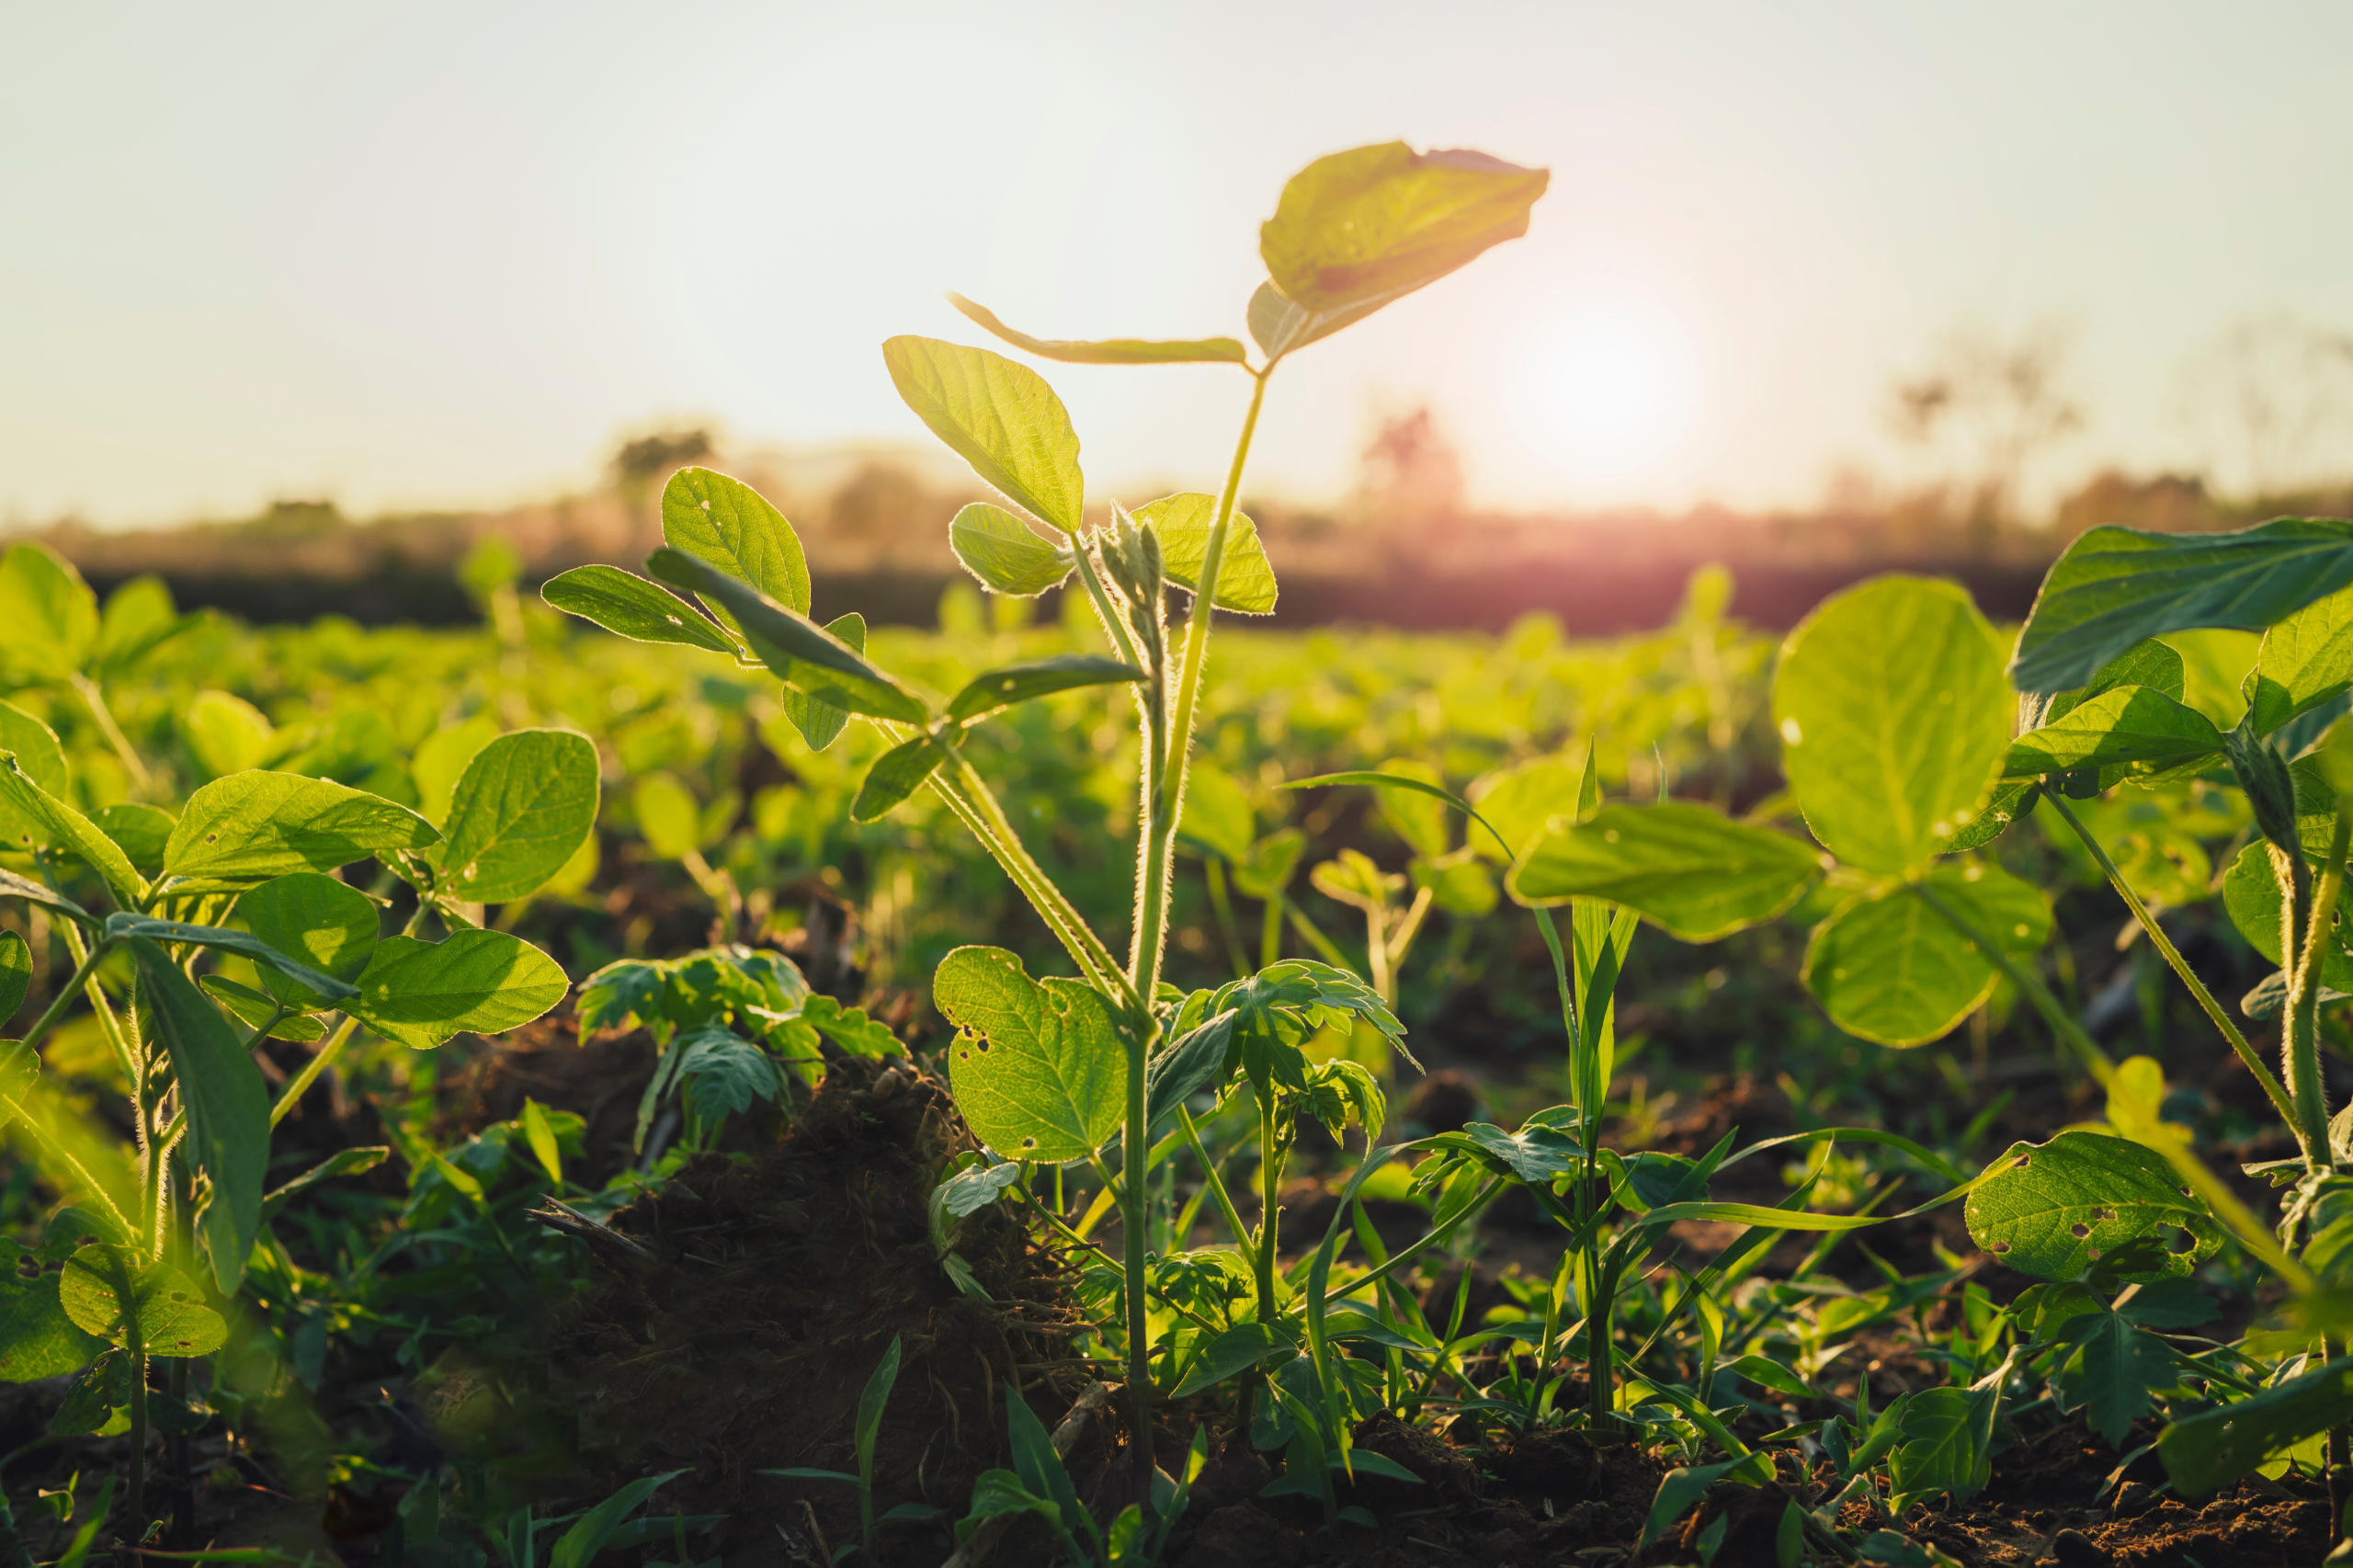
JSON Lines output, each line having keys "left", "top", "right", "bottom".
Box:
{"left": 258, "top": 1145, "right": 391, "bottom": 1224}
{"left": 1173, "top": 1322, "right": 1295, "bottom": 1398}
{"left": 106, "top": 912, "right": 356, "bottom": 1005}
{"left": 0, "top": 931, "right": 26, "bottom": 1025}
{"left": 437, "top": 729, "right": 601, "bottom": 902}
{"left": 0, "top": 544, "right": 97, "bottom": 681}
{"left": 519, "top": 1100, "right": 563, "bottom": 1187}
{"left": 1144, "top": 1008, "right": 1237, "bottom": 1130}
{"left": 0, "top": 702, "right": 69, "bottom": 863}
{"left": 1414, "top": 849, "right": 1497, "bottom": 916}
{"left": 1177, "top": 765, "right": 1255, "bottom": 862}
{"left": 2004, "top": 686, "right": 2225, "bottom": 779}
{"left": 548, "top": 1470, "right": 687, "bottom": 1568}
{"left": 1948, "top": 781, "right": 2037, "bottom": 853}
{"left": 661, "top": 466, "right": 811, "bottom": 618}
{"left": 1887, "top": 1385, "right": 1996, "bottom": 1504}
{"left": 1508, "top": 801, "right": 1823, "bottom": 942}
{"left": 881, "top": 336, "right": 1085, "bottom": 535}
{"left": 0, "top": 755, "right": 145, "bottom": 907}
{"left": 1233, "top": 829, "right": 1304, "bottom": 900}
{"left": 201, "top": 975, "right": 324, "bottom": 1040}
{"left": 92, "top": 574, "right": 191, "bottom": 676}
{"left": 235, "top": 872, "right": 380, "bottom": 1010}
{"left": 2019, "top": 637, "right": 2186, "bottom": 732}
{"left": 781, "top": 611, "right": 866, "bottom": 752}
{"left": 948, "top": 655, "right": 1144, "bottom": 723}
{"left": 1257, "top": 142, "right": 1549, "bottom": 324}
{"left": 1965, "top": 1130, "right": 2220, "bottom": 1282}
{"left": 933, "top": 946, "right": 1126, "bottom": 1164}
{"left": 632, "top": 772, "right": 702, "bottom": 860}
{"left": 2221, "top": 841, "right": 2353, "bottom": 987}
{"left": 2245, "top": 583, "right": 2353, "bottom": 733}
{"left": 161, "top": 772, "right": 438, "bottom": 894}
{"left": 674, "top": 1026, "right": 783, "bottom": 1125}
{"left": 2159, "top": 1354, "right": 2353, "bottom": 1495}
{"left": 2060, "top": 1307, "right": 2178, "bottom": 1447}
{"left": 1639, "top": 1459, "right": 1752, "bottom": 1550}
{"left": 1132, "top": 494, "right": 1278, "bottom": 614}
{"left": 948, "top": 502, "right": 1074, "bottom": 597}
{"left": 645, "top": 550, "right": 930, "bottom": 724}
{"left": 1773, "top": 575, "right": 2011, "bottom": 875}
{"left": 183, "top": 690, "right": 275, "bottom": 778}
{"left": 0, "top": 868, "right": 88, "bottom": 924}
{"left": 95, "top": 803, "right": 173, "bottom": 878}
{"left": 0, "top": 1241, "right": 103, "bottom": 1381}
{"left": 352, "top": 930, "right": 570, "bottom": 1050}
{"left": 59, "top": 1245, "right": 225, "bottom": 1358}
{"left": 1459, "top": 1119, "right": 1584, "bottom": 1183}
{"left": 947, "top": 293, "right": 1248, "bottom": 366}
{"left": 1802, "top": 864, "right": 2050, "bottom": 1046}
{"left": 130, "top": 938, "right": 269, "bottom": 1292}
{"left": 540, "top": 565, "right": 737, "bottom": 654}
{"left": 1468, "top": 755, "right": 1588, "bottom": 862}
{"left": 850, "top": 736, "right": 944, "bottom": 824}
{"left": 2013, "top": 517, "right": 2353, "bottom": 694}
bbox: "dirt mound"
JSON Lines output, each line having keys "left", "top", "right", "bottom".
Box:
{"left": 545, "top": 1052, "right": 1084, "bottom": 1567}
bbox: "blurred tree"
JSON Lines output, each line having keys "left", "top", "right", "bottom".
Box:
{"left": 1885, "top": 322, "right": 2085, "bottom": 535}
{"left": 1351, "top": 405, "right": 1465, "bottom": 537}
{"left": 2177, "top": 313, "right": 2353, "bottom": 501}
{"left": 609, "top": 426, "right": 716, "bottom": 492}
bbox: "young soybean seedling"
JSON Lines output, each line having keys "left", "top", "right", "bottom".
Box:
{"left": 544, "top": 141, "right": 1549, "bottom": 1506}
{"left": 765, "top": 1335, "right": 908, "bottom": 1564}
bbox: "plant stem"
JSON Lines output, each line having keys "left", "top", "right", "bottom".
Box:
{"left": 2287, "top": 814, "right": 2349, "bottom": 1169}
{"left": 1148, "top": 368, "right": 1271, "bottom": 1004}
{"left": 271, "top": 1016, "right": 360, "bottom": 1128}
{"left": 18, "top": 937, "right": 113, "bottom": 1062}
{"left": 1254, "top": 1088, "right": 1283, "bottom": 1327}
{"left": 1204, "top": 860, "right": 1249, "bottom": 980}
{"left": 2045, "top": 793, "right": 2297, "bottom": 1128}
{"left": 1260, "top": 892, "right": 1283, "bottom": 970}
{"left": 70, "top": 675, "right": 151, "bottom": 796}
{"left": 1176, "top": 1107, "right": 1253, "bottom": 1253}
{"left": 1121, "top": 1045, "right": 1154, "bottom": 1494}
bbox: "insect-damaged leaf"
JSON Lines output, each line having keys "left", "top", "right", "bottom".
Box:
{"left": 59, "top": 1245, "right": 226, "bottom": 1359}
{"left": 0, "top": 1241, "right": 102, "bottom": 1381}
{"left": 2003, "top": 686, "right": 2225, "bottom": 780}
{"left": 438, "top": 729, "right": 601, "bottom": 902}
{"left": 881, "top": 336, "right": 1085, "bottom": 536}
{"left": 1508, "top": 801, "right": 1822, "bottom": 942}
{"left": 782, "top": 612, "right": 867, "bottom": 752}
{"left": 1965, "top": 1130, "right": 2220, "bottom": 1283}
{"left": 1802, "top": 864, "right": 2050, "bottom": 1046}
{"left": 2012, "top": 517, "right": 2353, "bottom": 695}
{"left": 948, "top": 293, "right": 1249, "bottom": 366}
{"left": 235, "top": 872, "right": 380, "bottom": 1010}
{"left": 932, "top": 946, "right": 1126, "bottom": 1164}
{"left": 948, "top": 503, "right": 1074, "bottom": 597}
{"left": 948, "top": 655, "right": 1145, "bottom": 723}
{"left": 540, "top": 565, "right": 738, "bottom": 654}
{"left": 161, "top": 771, "right": 438, "bottom": 894}
{"left": 130, "top": 938, "right": 268, "bottom": 1293}
{"left": 1257, "top": 142, "right": 1549, "bottom": 326}
{"left": 645, "top": 551, "right": 930, "bottom": 725}
{"left": 850, "top": 735, "right": 945, "bottom": 823}
{"left": 353, "top": 929, "right": 570, "bottom": 1050}
{"left": 1132, "top": 494, "right": 1279, "bottom": 615}
{"left": 1773, "top": 575, "right": 2011, "bottom": 876}
{"left": 661, "top": 466, "right": 812, "bottom": 618}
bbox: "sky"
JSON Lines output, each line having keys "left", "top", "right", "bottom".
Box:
{"left": 5, "top": 3, "right": 2352, "bottom": 528}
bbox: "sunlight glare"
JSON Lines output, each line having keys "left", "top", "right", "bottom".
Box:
{"left": 1511, "top": 300, "right": 1698, "bottom": 491}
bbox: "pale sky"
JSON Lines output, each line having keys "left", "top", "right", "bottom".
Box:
{"left": 6, "top": 3, "right": 2352, "bottom": 528}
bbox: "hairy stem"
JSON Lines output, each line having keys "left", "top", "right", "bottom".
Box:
{"left": 2287, "top": 815, "right": 2349, "bottom": 1168}
{"left": 2046, "top": 793, "right": 2297, "bottom": 1128}
{"left": 1255, "top": 1089, "right": 1283, "bottom": 1325}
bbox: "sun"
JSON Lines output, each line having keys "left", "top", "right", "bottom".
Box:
{"left": 1511, "top": 300, "right": 1698, "bottom": 489}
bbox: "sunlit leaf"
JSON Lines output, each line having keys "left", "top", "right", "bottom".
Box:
{"left": 881, "top": 336, "right": 1085, "bottom": 534}
{"left": 949, "top": 293, "right": 1247, "bottom": 366}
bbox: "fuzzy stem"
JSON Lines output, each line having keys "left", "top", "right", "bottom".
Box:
{"left": 2046, "top": 793, "right": 2297, "bottom": 1128}
{"left": 2288, "top": 814, "right": 2349, "bottom": 1168}
{"left": 1255, "top": 1088, "right": 1283, "bottom": 1325}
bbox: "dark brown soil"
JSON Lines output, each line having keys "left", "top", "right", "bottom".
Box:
{"left": 542, "top": 1051, "right": 1087, "bottom": 1567}
{"left": 437, "top": 1012, "right": 658, "bottom": 1186}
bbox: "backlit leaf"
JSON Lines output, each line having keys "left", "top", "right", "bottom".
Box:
{"left": 948, "top": 503, "right": 1074, "bottom": 597}
{"left": 183, "top": 690, "right": 275, "bottom": 778}
{"left": 1508, "top": 801, "right": 1822, "bottom": 942}
{"left": 0, "top": 544, "right": 97, "bottom": 681}
{"left": 162, "top": 772, "right": 438, "bottom": 894}
{"left": 2012, "top": 517, "right": 2353, "bottom": 694}
{"left": 1802, "top": 864, "right": 2051, "bottom": 1046}
{"left": 949, "top": 293, "right": 1248, "bottom": 366}
{"left": 1133, "top": 494, "right": 1278, "bottom": 614}
{"left": 881, "top": 336, "right": 1085, "bottom": 535}
{"left": 1965, "top": 1130, "right": 2220, "bottom": 1282}
{"left": 353, "top": 930, "right": 570, "bottom": 1050}
{"left": 948, "top": 654, "right": 1144, "bottom": 722}
{"left": 540, "top": 565, "right": 738, "bottom": 654}
{"left": 0, "top": 754, "right": 146, "bottom": 907}
{"left": 2003, "top": 686, "right": 2225, "bottom": 779}
{"left": 646, "top": 551, "right": 930, "bottom": 724}
{"left": 438, "top": 729, "right": 601, "bottom": 902}
{"left": 850, "top": 735, "right": 944, "bottom": 823}
{"left": 130, "top": 938, "right": 268, "bottom": 1292}
{"left": 2159, "top": 1354, "right": 2353, "bottom": 1495}
{"left": 236, "top": 872, "right": 380, "bottom": 1010}
{"left": 661, "top": 466, "right": 812, "bottom": 617}
{"left": 933, "top": 946, "right": 1126, "bottom": 1164}
{"left": 781, "top": 611, "right": 867, "bottom": 752}
{"left": 59, "top": 1245, "right": 226, "bottom": 1358}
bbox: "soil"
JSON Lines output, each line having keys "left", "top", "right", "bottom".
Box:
{"left": 541, "top": 1051, "right": 1090, "bottom": 1568}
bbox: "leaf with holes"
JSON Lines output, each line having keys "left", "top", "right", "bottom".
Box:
{"left": 59, "top": 1244, "right": 226, "bottom": 1359}
{"left": 933, "top": 946, "right": 1126, "bottom": 1164}
{"left": 1965, "top": 1131, "right": 2219, "bottom": 1282}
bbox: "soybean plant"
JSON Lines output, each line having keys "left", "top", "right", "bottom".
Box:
{"left": 541, "top": 142, "right": 1548, "bottom": 1515}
